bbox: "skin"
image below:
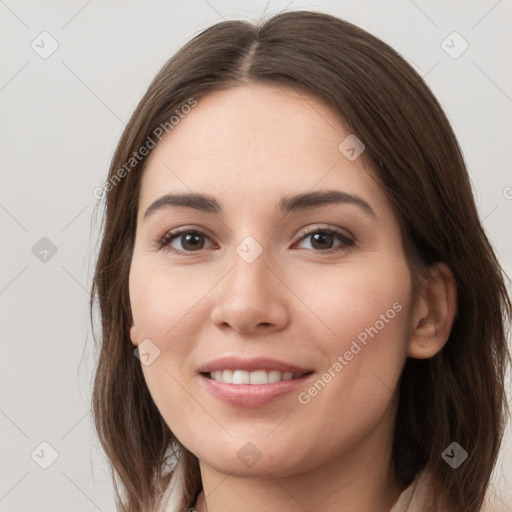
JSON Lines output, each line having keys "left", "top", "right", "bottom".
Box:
{"left": 129, "top": 84, "right": 457, "bottom": 512}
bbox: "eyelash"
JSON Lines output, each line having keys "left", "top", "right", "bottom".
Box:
{"left": 157, "top": 226, "right": 355, "bottom": 255}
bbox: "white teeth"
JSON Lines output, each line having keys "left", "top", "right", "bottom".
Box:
{"left": 232, "top": 370, "right": 250, "bottom": 384}
{"left": 222, "top": 370, "right": 233, "bottom": 384}
{"left": 249, "top": 370, "right": 268, "bottom": 385}
{"left": 209, "top": 369, "right": 305, "bottom": 384}
{"left": 268, "top": 370, "right": 282, "bottom": 383}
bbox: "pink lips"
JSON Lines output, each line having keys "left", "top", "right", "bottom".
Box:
{"left": 197, "top": 356, "right": 314, "bottom": 407}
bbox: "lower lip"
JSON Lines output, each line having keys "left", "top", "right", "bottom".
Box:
{"left": 199, "top": 373, "right": 314, "bottom": 407}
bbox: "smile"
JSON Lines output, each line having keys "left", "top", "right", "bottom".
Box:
{"left": 207, "top": 369, "right": 308, "bottom": 384}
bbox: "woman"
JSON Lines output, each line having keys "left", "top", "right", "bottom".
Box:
{"left": 91, "top": 10, "right": 511, "bottom": 512}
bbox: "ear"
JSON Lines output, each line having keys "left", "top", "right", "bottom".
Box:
{"left": 129, "top": 321, "right": 139, "bottom": 347}
{"left": 408, "top": 262, "right": 457, "bottom": 359}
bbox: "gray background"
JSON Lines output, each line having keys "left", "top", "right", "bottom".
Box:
{"left": 1, "top": 0, "right": 511, "bottom": 510}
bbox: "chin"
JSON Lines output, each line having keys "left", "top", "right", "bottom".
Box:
{"left": 191, "top": 434, "right": 315, "bottom": 479}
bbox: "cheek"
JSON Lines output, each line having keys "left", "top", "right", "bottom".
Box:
{"left": 128, "top": 258, "right": 220, "bottom": 408}
{"left": 293, "top": 257, "right": 412, "bottom": 408}
{"left": 129, "top": 260, "right": 210, "bottom": 426}
{"left": 301, "top": 253, "right": 412, "bottom": 349}
{"left": 129, "top": 258, "right": 211, "bottom": 344}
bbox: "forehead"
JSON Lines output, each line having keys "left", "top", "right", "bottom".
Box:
{"left": 138, "top": 84, "right": 390, "bottom": 220}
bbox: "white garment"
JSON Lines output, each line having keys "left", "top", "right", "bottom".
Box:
{"left": 387, "top": 471, "right": 437, "bottom": 512}
{"left": 156, "top": 457, "right": 186, "bottom": 512}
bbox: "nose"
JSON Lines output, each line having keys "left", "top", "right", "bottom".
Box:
{"left": 209, "top": 248, "right": 290, "bottom": 335}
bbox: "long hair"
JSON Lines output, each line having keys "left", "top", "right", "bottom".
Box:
{"left": 91, "top": 10, "right": 511, "bottom": 511}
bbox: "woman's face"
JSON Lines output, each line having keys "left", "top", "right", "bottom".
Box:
{"left": 129, "top": 84, "right": 416, "bottom": 478}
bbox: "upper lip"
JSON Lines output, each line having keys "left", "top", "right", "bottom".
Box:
{"left": 197, "top": 356, "right": 314, "bottom": 374}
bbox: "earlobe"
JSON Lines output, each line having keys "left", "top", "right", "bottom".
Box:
{"left": 408, "top": 262, "right": 457, "bottom": 359}
{"left": 130, "top": 323, "right": 139, "bottom": 347}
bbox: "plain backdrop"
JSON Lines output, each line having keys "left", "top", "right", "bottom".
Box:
{"left": 1, "top": 1, "right": 511, "bottom": 510}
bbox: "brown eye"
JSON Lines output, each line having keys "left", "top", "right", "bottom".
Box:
{"left": 310, "top": 231, "right": 335, "bottom": 250}
{"left": 160, "top": 229, "right": 212, "bottom": 252}
{"left": 296, "top": 228, "right": 354, "bottom": 253}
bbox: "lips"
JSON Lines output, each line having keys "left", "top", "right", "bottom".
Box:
{"left": 197, "top": 356, "right": 315, "bottom": 407}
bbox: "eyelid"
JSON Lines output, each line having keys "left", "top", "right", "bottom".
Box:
{"left": 295, "top": 224, "right": 354, "bottom": 243}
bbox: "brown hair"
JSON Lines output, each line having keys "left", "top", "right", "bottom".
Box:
{"left": 91, "top": 10, "right": 511, "bottom": 512}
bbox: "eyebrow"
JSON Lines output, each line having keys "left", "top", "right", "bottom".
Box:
{"left": 143, "top": 190, "right": 376, "bottom": 219}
